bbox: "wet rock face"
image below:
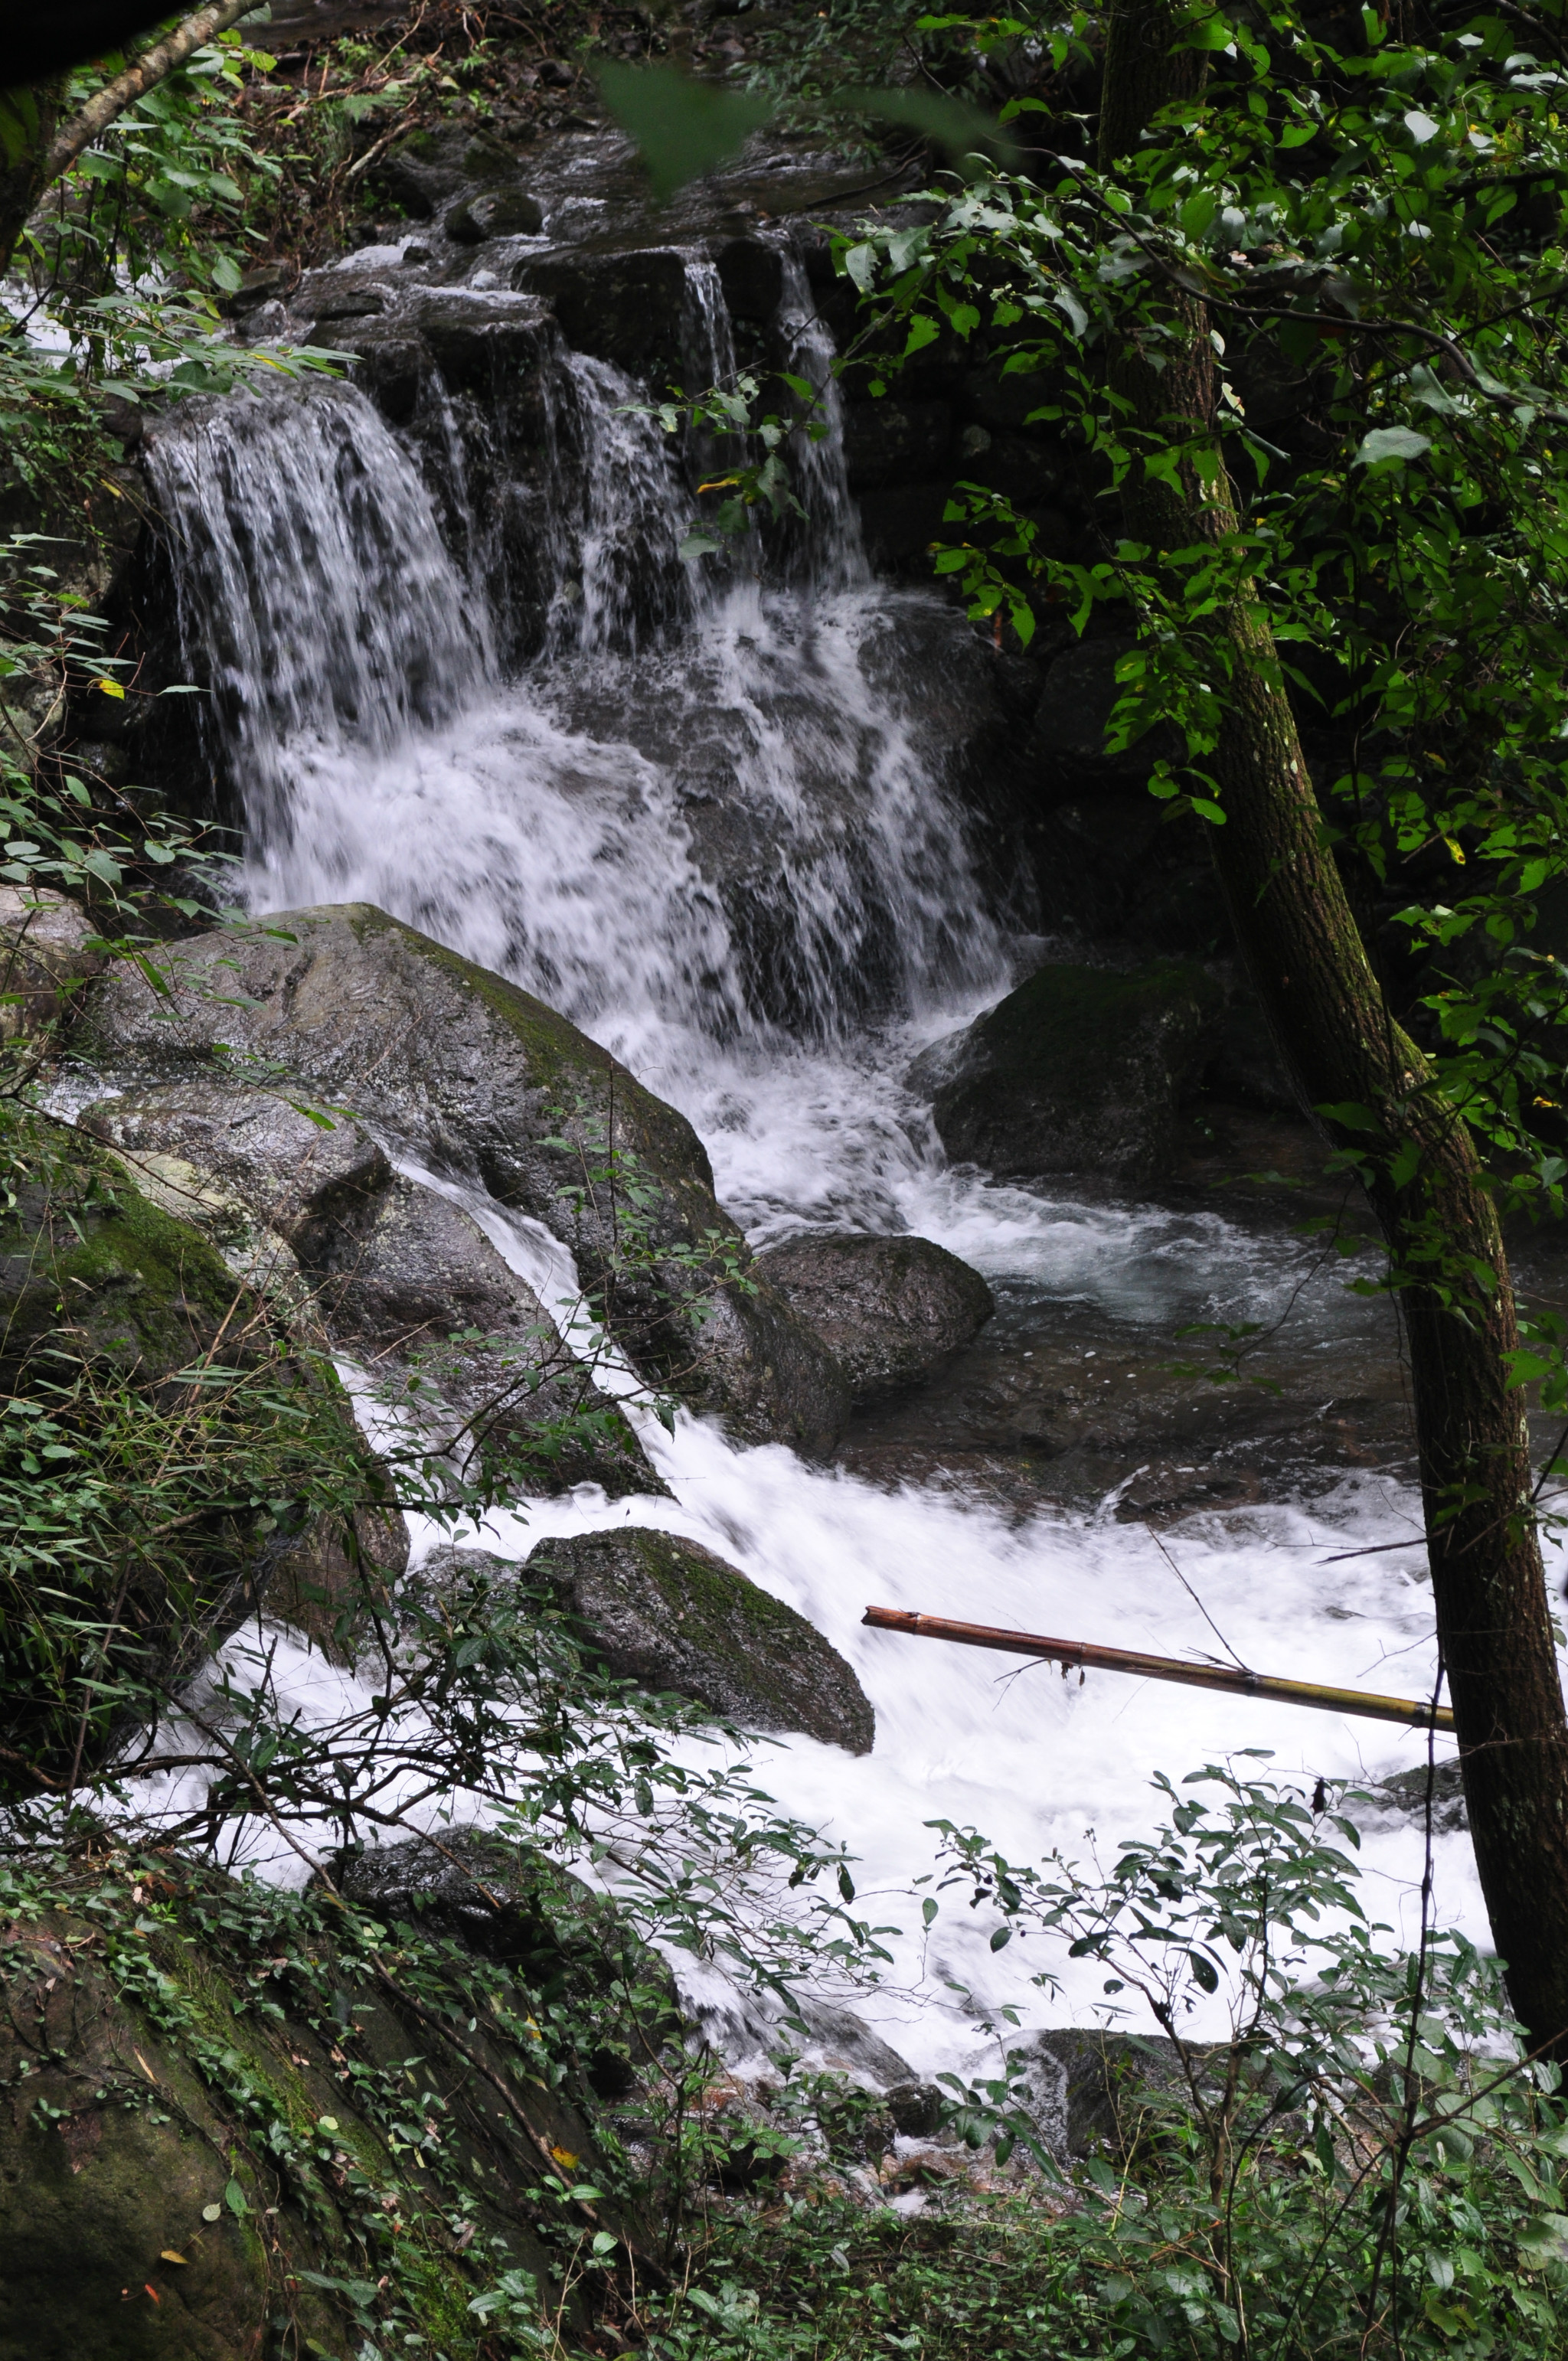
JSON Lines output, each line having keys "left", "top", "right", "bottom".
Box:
{"left": 80, "top": 1079, "right": 662, "bottom": 1504}
{"left": 910, "top": 960, "right": 1226, "bottom": 1185}
{"left": 0, "top": 887, "right": 102, "bottom": 1040}
{"left": 756, "top": 1232, "right": 995, "bottom": 1403}
{"left": 524, "top": 1527, "right": 876, "bottom": 1754}
{"left": 84, "top": 903, "right": 849, "bottom": 1454}
{"left": 514, "top": 247, "right": 692, "bottom": 374}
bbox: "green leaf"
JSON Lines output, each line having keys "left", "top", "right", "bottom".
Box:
{"left": 1183, "top": 12, "right": 1239, "bottom": 47}
{"left": 593, "top": 64, "right": 774, "bottom": 203}
{"left": 1316, "top": 1101, "right": 1380, "bottom": 1132}
{"left": 844, "top": 242, "right": 878, "bottom": 295}
{"left": 1354, "top": 426, "right": 1433, "bottom": 466}
{"left": 836, "top": 87, "right": 1018, "bottom": 175}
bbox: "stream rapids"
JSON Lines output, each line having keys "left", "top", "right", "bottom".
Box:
{"left": 132, "top": 225, "right": 1508, "bottom": 2090}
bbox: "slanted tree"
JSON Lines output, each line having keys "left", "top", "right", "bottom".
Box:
{"left": 0, "top": 0, "right": 256, "bottom": 280}
{"left": 1085, "top": 0, "right": 1568, "bottom": 2052}
{"left": 618, "top": 5, "right": 1568, "bottom": 2046}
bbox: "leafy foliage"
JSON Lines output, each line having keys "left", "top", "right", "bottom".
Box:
{"left": 639, "top": 1762, "right": 1568, "bottom": 2361}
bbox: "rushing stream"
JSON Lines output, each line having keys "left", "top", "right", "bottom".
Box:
{"left": 140, "top": 251, "right": 1510, "bottom": 2087}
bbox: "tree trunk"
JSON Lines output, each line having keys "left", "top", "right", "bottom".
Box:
{"left": 0, "top": 80, "right": 68, "bottom": 282}
{"left": 1099, "top": 0, "right": 1568, "bottom": 2052}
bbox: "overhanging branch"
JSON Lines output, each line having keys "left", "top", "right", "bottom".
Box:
{"left": 40, "top": 0, "right": 260, "bottom": 189}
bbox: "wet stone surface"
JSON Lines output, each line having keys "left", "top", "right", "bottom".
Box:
{"left": 834, "top": 1106, "right": 1423, "bottom": 1522}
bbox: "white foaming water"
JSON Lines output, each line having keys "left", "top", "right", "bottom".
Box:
{"left": 139, "top": 265, "right": 1506, "bottom": 2073}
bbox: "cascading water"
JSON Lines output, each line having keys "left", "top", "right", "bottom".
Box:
{"left": 141, "top": 256, "right": 1502, "bottom": 2085}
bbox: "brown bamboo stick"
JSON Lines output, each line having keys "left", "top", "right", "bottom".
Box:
{"left": 861, "top": 1606, "right": 1455, "bottom": 1732}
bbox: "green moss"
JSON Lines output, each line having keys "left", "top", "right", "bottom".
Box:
{"left": 0, "top": 1124, "right": 242, "bottom": 1386}
{"left": 629, "top": 1530, "right": 808, "bottom": 1651}
{"left": 972, "top": 959, "right": 1223, "bottom": 1092}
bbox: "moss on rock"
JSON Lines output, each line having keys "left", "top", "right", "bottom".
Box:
{"left": 0, "top": 1845, "right": 650, "bottom": 2361}
{"left": 0, "top": 1113, "right": 388, "bottom": 1794}
{"left": 524, "top": 1527, "right": 875, "bottom": 1754}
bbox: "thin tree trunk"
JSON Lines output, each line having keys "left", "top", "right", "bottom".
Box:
{"left": 1099, "top": 0, "right": 1568, "bottom": 2052}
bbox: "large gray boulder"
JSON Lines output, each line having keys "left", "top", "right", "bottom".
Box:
{"left": 523, "top": 1527, "right": 875, "bottom": 1755}
{"left": 755, "top": 1231, "right": 994, "bottom": 1403}
{"left": 908, "top": 960, "right": 1225, "bottom": 1186}
{"left": 84, "top": 905, "right": 850, "bottom": 1453}
{"left": 81, "top": 1079, "right": 661, "bottom": 1501}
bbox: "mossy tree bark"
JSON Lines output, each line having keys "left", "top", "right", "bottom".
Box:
{"left": 0, "top": 80, "right": 68, "bottom": 282}
{"left": 1097, "top": 0, "right": 1568, "bottom": 2051}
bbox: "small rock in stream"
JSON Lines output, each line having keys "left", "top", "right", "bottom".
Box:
{"left": 755, "top": 1230, "right": 995, "bottom": 1403}
{"left": 908, "top": 959, "right": 1225, "bottom": 1185}
{"left": 446, "top": 188, "right": 544, "bottom": 241}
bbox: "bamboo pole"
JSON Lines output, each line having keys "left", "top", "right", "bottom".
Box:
{"left": 861, "top": 1606, "right": 1455, "bottom": 1732}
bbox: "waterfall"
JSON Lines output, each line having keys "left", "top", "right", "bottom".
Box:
{"left": 146, "top": 258, "right": 1014, "bottom": 1220}
{"left": 135, "top": 247, "right": 1484, "bottom": 2088}
{"left": 149, "top": 384, "right": 489, "bottom": 847}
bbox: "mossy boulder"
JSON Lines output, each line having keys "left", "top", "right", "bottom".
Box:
{"left": 0, "top": 1115, "right": 393, "bottom": 1788}
{"left": 86, "top": 905, "right": 849, "bottom": 1453}
{"left": 338, "top": 1824, "right": 680, "bottom": 2096}
{"left": 0, "top": 1120, "right": 251, "bottom": 1394}
{"left": 754, "top": 1232, "right": 994, "bottom": 1403}
{"left": 909, "top": 960, "right": 1225, "bottom": 1185}
{"left": 0, "top": 1849, "right": 645, "bottom": 2361}
{"left": 524, "top": 1528, "right": 875, "bottom": 1755}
